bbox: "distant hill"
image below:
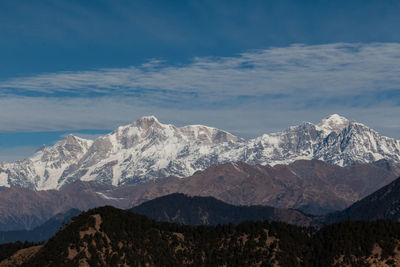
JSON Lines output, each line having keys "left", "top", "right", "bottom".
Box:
{"left": 127, "top": 159, "right": 400, "bottom": 215}
{"left": 0, "top": 193, "right": 312, "bottom": 246}
{"left": 0, "top": 159, "right": 398, "bottom": 234}
{"left": 131, "top": 193, "right": 314, "bottom": 226}
{"left": 325, "top": 176, "right": 400, "bottom": 224}
{"left": 5, "top": 173, "right": 400, "bottom": 247}
{"left": 0, "top": 181, "right": 131, "bottom": 231}
{"left": 0, "top": 209, "right": 81, "bottom": 245}
{"left": 0, "top": 158, "right": 399, "bottom": 233}
{"left": 2, "top": 206, "right": 399, "bottom": 267}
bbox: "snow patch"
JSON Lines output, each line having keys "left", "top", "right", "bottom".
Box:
{"left": 95, "top": 191, "right": 125, "bottom": 200}
{"left": 0, "top": 172, "right": 10, "bottom": 187}
{"left": 316, "top": 114, "right": 350, "bottom": 136}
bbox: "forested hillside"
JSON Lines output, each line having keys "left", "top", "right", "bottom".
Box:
{"left": 0, "top": 206, "right": 397, "bottom": 267}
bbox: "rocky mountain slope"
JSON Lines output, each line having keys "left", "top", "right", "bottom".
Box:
{"left": 126, "top": 159, "right": 400, "bottom": 215}
{"left": 0, "top": 135, "right": 93, "bottom": 190}
{"left": 0, "top": 181, "right": 132, "bottom": 231}
{"left": 5, "top": 173, "right": 400, "bottom": 244}
{"left": 1, "top": 159, "right": 398, "bottom": 231}
{"left": 1, "top": 114, "right": 399, "bottom": 190}
{"left": 4, "top": 206, "right": 400, "bottom": 267}
{"left": 131, "top": 193, "right": 313, "bottom": 226}
{"left": 325, "top": 175, "right": 400, "bottom": 223}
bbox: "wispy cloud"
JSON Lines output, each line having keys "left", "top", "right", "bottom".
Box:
{"left": 0, "top": 43, "right": 399, "bottom": 138}
{"left": 2, "top": 43, "right": 399, "bottom": 99}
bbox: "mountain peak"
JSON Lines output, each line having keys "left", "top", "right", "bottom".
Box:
{"left": 316, "top": 114, "right": 350, "bottom": 135}
{"left": 140, "top": 115, "right": 159, "bottom": 121}
{"left": 56, "top": 134, "right": 91, "bottom": 147}
{"left": 65, "top": 134, "right": 78, "bottom": 143}
{"left": 3, "top": 114, "right": 400, "bottom": 190}
{"left": 133, "top": 115, "right": 163, "bottom": 130}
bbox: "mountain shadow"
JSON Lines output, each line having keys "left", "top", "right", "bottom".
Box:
{"left": 131, "top": 193, "right": 314, "bottom": 226}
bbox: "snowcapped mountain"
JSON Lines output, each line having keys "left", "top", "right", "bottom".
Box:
{"left": 0, "top": 135, "right": 92, "bottom": 189}
{"left": 1, "top": 114, "right": 399, "bottom": 190}
{"left": 244, "top": 114, "right": 400, "bottom": 166}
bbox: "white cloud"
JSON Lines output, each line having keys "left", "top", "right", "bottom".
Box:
{"left": 1, "top": 43, "right": 399, "bottom": 100}
{"left": 0, "top": 43, "right": 399, "bottom": 139}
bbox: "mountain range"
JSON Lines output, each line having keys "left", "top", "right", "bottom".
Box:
{"left": 133, "top": 172, "right": 400, "bottom": 227}
{"left": 1, "top": 158, "right": 399, "bottom": 231}
{"left": 125, "top": 159, "right": 400, "bottom": 215}
{"left": 3, "top": 171, "right": 400, "bottom": 247}
{"left": 3, "top": 158, "right": 400, "bottom": 232}
{"left": 1, "top": 114, "right": 400, "bottom": 190}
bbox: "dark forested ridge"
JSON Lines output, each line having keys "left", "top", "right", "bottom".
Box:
{"left": 0, "top": 241, "right": 42, "bottom": 263}
{"left": 3, "top": 173, "right": 400, "bottom": 250}
{"left": 131, "top": 193, "right": 314, "bottom": 226}
{"left": 0, "top": 160, "right": 398, "bottom": 234}
{"left": 132, "top": 178, "right": 400, "bottom": 227}
{"left": 1, "top": 177, "right": 400, "bottom": 266}
{"left": 0, "top": 206, "right": 397, "bottom": 267}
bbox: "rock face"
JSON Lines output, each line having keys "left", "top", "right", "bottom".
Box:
{"left": 1, "top": 114, "right": 400, "bottom": 190}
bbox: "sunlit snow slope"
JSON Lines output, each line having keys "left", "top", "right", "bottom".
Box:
{"left": 0, "top": 114, "right": 399, "bottom": 190}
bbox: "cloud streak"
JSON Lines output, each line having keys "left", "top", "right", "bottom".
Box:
{"left": 0, "top": 43, "right": 399, "bottom": 139}
{"left": 1, "top": 43, "right": 399, "bottom": 99}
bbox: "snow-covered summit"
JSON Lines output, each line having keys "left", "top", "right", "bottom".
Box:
{"left": 131, "top": 115, "right": 163, "bottom": 130}
{"left": 1, "top": 114, "right": 399, "bottom": 190}
{"left": 316, "top": 114, "right": 350, "bottom": 136}
{"left": 0, "top": 134, "right": 93, "bottom": 190}
{"left": 120, "top": 115, "right": 239, "bottom": 145}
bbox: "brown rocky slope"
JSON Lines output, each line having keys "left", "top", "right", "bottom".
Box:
{"left": 126, "top": 159, "right": 400, "bottom": 215}
{"left": 0, "top": 159, "right": 398, "bottom": 231}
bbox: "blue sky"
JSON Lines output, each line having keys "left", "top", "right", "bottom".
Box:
{"left": 0, "top": 0, "right": 400, "bottom": 161}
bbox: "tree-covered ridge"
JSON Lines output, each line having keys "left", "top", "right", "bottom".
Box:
{"left": 131, "top": 193, "right": 313, "bottom": 226}
{"left": 7, "top": 206, "right": 399, "bottom": 267}
{"left": 307, "top": 220, "right": 400, "bottom": 266}
{"left": 0, "top": 241, "right": 41, "bottom": 263}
